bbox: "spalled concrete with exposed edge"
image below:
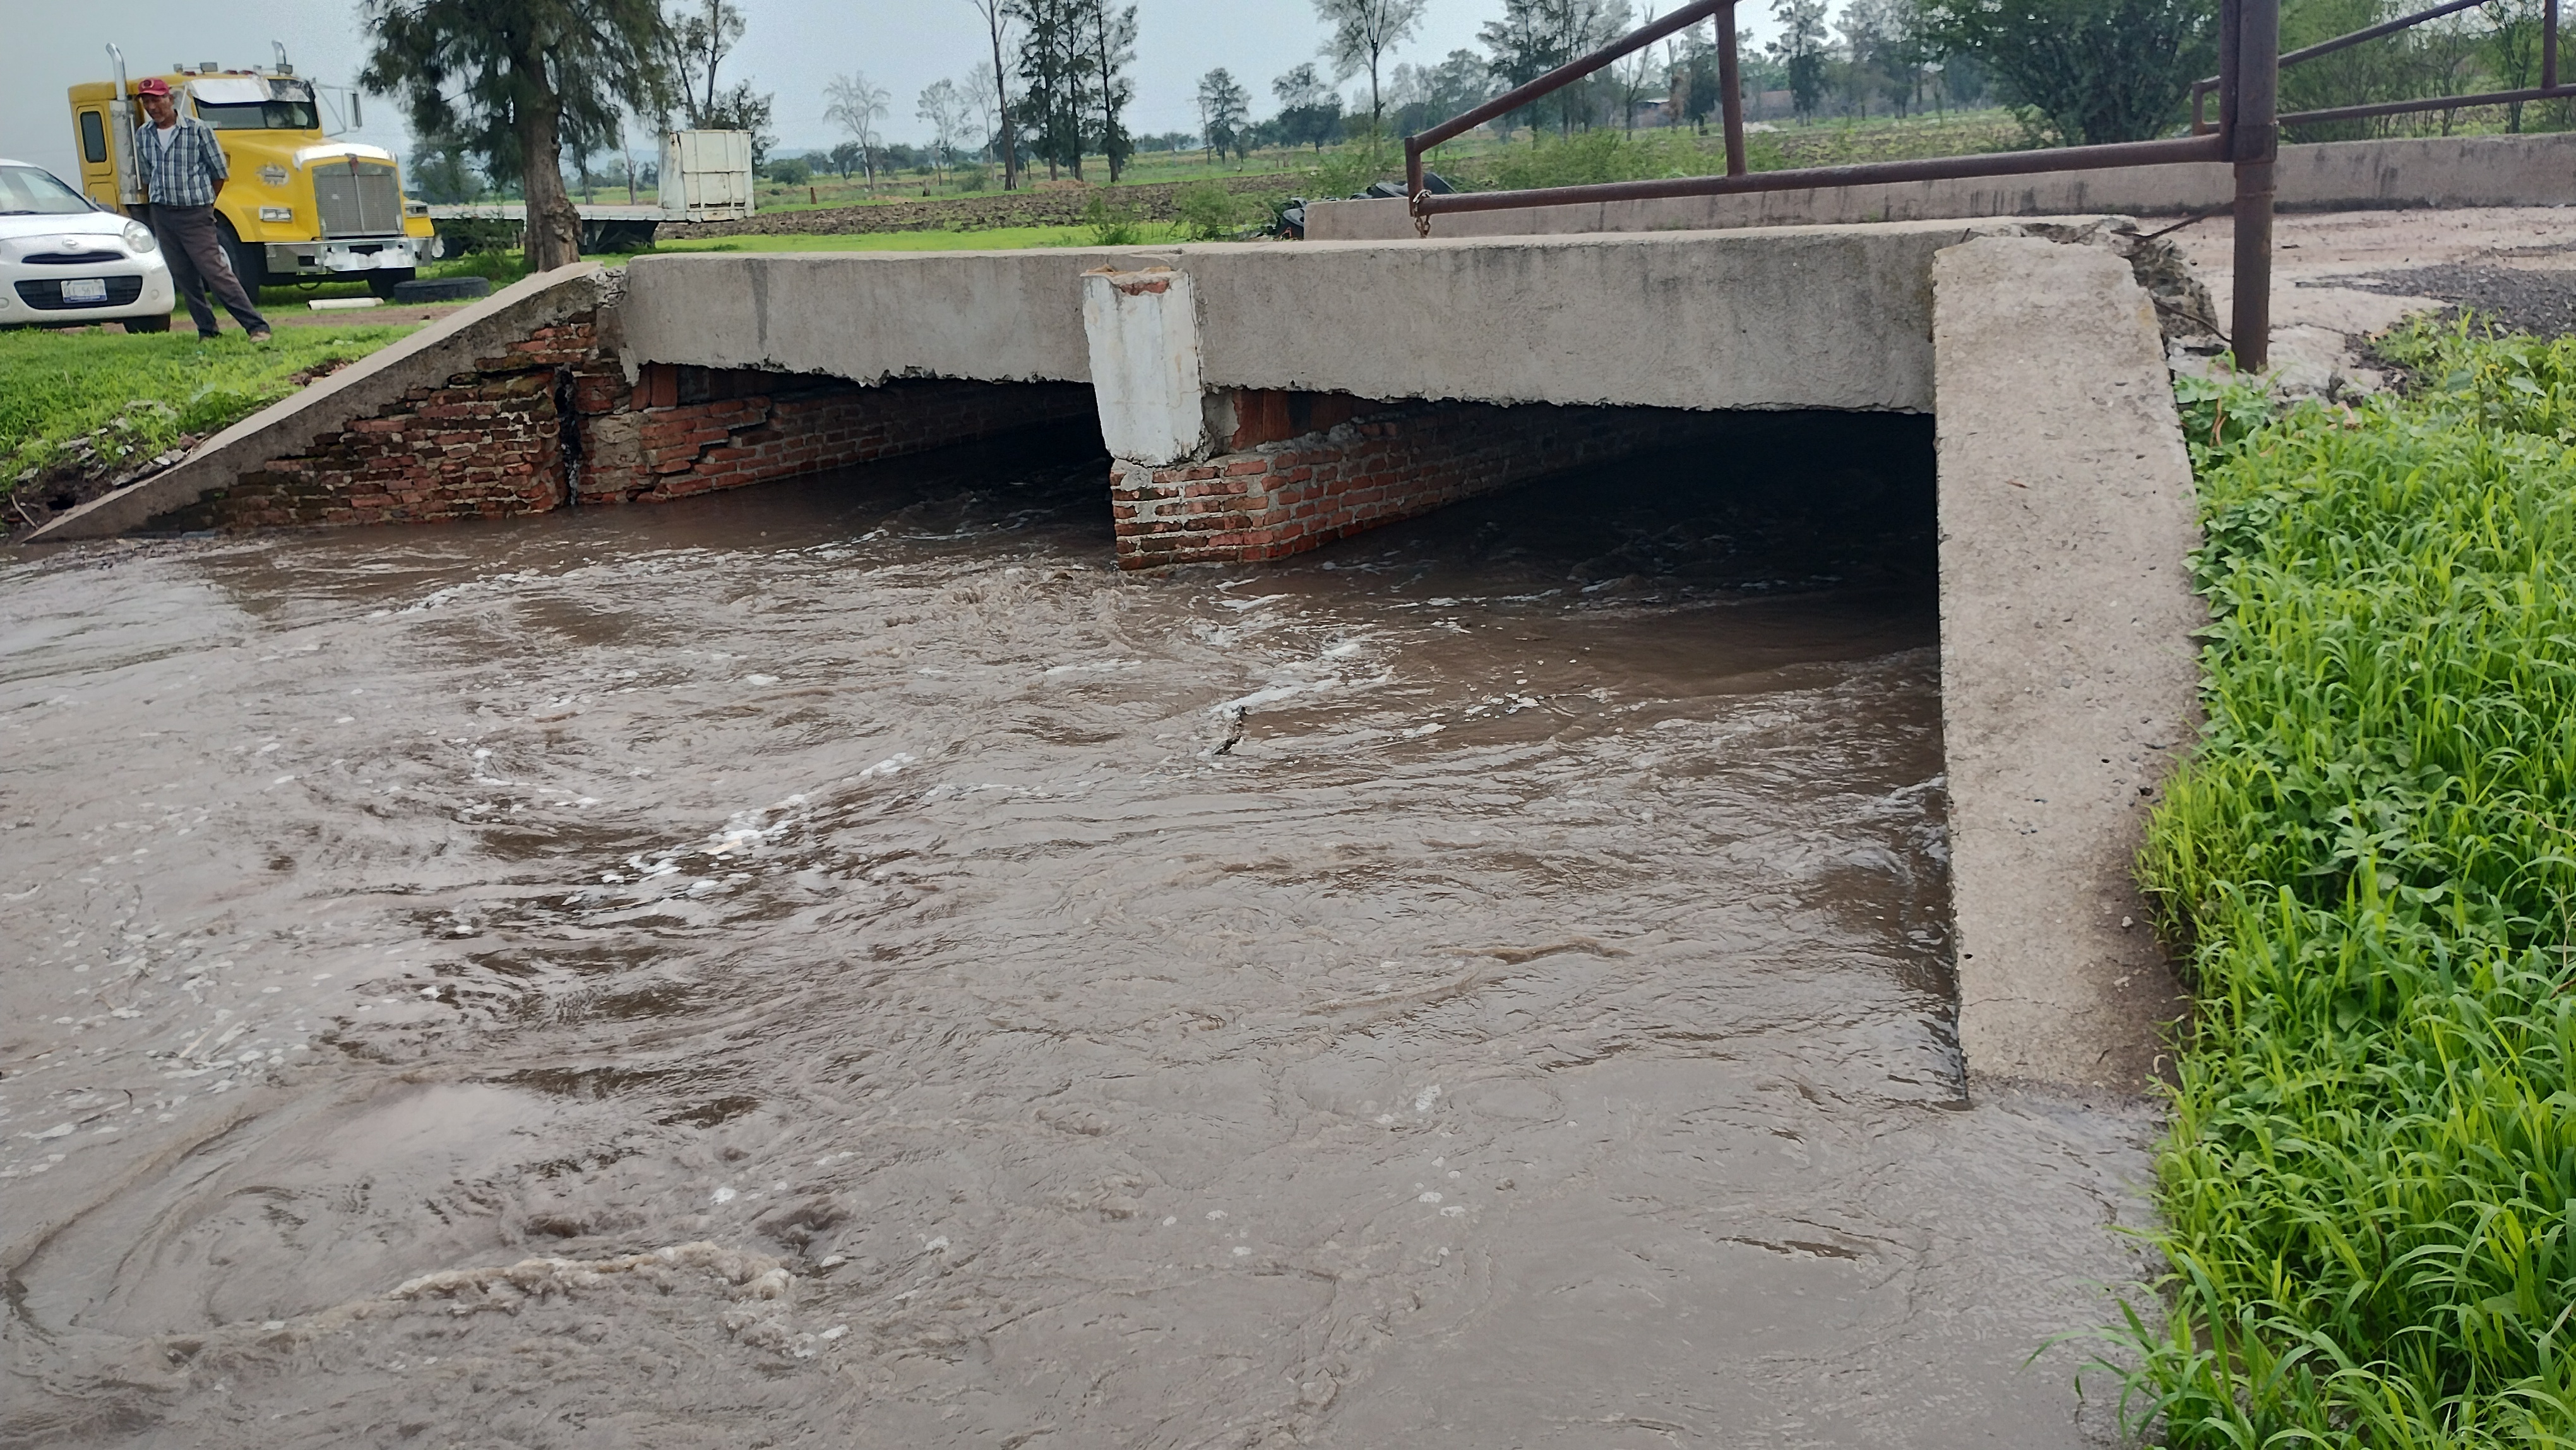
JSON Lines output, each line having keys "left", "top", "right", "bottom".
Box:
{"left": 1309, "top": 131, "right": 2576, "bottom": 242}
{"left": 1932, "top": 235, "right": 2201, "bottom": 1090}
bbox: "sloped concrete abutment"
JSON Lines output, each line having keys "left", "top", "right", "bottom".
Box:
{"left": 24, "top": 224, "right": 2203, "bottom": 1097}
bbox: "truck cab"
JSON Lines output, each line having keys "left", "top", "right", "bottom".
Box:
{"left": 68, "top": 55, "right": 441, "bottom": 297}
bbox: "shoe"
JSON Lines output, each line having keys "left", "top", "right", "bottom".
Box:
{"left": 246, "top": 329, "right": 273, "bottom": 343}
{"left": 198, "top": 333, "right": 220, "bottom": 342}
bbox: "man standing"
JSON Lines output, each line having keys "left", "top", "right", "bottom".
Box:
{"left": 132, "top": 77, "right": 270, "bottom": 342}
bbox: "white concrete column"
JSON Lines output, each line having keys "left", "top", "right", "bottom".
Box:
{"left": 1080, "top": 265, "right": 1217, "bottom": 467}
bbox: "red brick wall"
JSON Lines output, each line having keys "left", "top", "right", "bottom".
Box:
{"left": 167, "top": 321, "right": 600, "bottom": 530}
{"left": 169, "top": 315, "right": 1095, "bottom": 531}
{"left": 576, "top": 368, "right": 1094, "bottom": 505}
{"left": 1111, "top": 396, "right": 1731, "bottom": 569}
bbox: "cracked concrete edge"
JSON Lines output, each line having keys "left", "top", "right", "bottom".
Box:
{"left": 26, "top": 261, "right": 613, "bottom": 543}
{"left": 1932, "top": 234, "right": 2203, "bottom": 1095}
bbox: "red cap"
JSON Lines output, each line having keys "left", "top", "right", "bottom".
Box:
{"left": 135, "top": 77, "right": 172, "bottom": 97}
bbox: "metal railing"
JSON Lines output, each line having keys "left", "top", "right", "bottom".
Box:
{"left": 1400, "top": 0, "right": 2319, "bottom": 368}
{"left": 2192, "top": 0, "right": 2567, "bottom": 132}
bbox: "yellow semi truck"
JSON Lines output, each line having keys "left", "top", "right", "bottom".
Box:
{"left": 68, "top": 44, "right": 442, "bottom": 298}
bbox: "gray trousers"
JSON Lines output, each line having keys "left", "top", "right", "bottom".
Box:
{"left": 143, "top": 203, "right": 267, "bottom": 337}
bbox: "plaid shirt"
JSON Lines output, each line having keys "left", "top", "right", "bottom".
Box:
{"left": 136, "top": 115, "right": 229, "bottom": 208}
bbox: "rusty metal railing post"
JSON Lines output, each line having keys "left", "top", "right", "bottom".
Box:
{"left": 1718, "top": 6, "right": 1748, "bottom": 176}
{"left": 2232, "top": 0, "right": 2279, "bottom": 373}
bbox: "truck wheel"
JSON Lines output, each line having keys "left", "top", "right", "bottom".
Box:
{"left": 215, "top": 219, "right": 266, "bottom": 296}
{"left": 122, "top": 313, "right": 172, "bottom": 333}
{"left": 366, "top": 269, "right": 419, "bottom": 299}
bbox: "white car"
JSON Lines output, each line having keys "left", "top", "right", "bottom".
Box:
{"left": 0, "top": 158, "right": 174, "bottom": 333}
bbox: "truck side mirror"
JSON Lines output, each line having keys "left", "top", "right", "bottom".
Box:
{"left": 350, "top": 90, "right": 363, "bottom": 128}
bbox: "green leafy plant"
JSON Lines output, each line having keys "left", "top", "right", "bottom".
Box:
{"left": 2117, "top": 318, "right": 2576, "bottom": 1447}
{"left": 1172, "top": 180, "right": 1243, "bottom": 240}
{"left": 1082, "top": 191, "right": 1143, "bottom": 246}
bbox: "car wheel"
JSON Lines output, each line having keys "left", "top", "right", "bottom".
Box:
{"left": 122, "top": 313, "right": 172, "bottom": 333}
{"left": 366, "top": 269, "right": 418, "bottom": 299}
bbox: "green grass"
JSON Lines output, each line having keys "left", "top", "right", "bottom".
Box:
{"left": 2119, "top": 324, "right": 2576, "bottom": 1446}
{"left": 1, "top": 324, "right": 417, "bottom": 496}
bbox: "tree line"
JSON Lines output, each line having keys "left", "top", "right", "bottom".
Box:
{"left": 371, "top": 0, "right": 2576, "bottom": 270}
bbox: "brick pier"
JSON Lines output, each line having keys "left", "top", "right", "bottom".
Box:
{"left": 1109, "top": 391, "right": 1735, "bottom": 569}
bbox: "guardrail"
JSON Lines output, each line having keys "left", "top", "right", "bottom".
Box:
{"left": 2191, "top": 0, "right": 2570, "bottom": 133}
{"left": 1404, "top": 0, "right": 2308, "bottom": 367}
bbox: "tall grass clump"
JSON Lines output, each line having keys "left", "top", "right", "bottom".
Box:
{"left": 2124, "top": 320, "right": 2576, "bottom": 1447}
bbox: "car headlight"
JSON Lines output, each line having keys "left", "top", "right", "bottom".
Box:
{"left": 259, "top": 205, "right": 294, "bottom": 223}
{"left": 123, "top": 220, "right": 157, "bottom": 253}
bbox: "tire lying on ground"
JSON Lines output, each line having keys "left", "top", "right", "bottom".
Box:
{"left": 390, "top": 276, "right": 494, "bottom": 304}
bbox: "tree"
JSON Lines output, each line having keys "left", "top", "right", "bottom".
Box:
{"left": 1088, "top": 3, "right": 1140, "bottom": 181}
{"left": 918, "top": 78, "right": 974, "bottom": 179}
{"left": 1388, "top": 49, "right": 1493, "bottom": 135}
{"left": 1196, "top": 67, "right": 1252, "bottom": 162}
{"left": 1010, "top": 0, "right": 1092, "bottom": 181}
{"left": 700, "top": 80, "right": 775, "bottom": 165}
{"left": 1613, "top": 5, "right": 1662, "bottom": 130}
{"left": 1273, "top": 63, "right": 1347, "bottom": 152}
{"left": 362, "top": 0, "right": 673, "bottom": 272}
{"left": 828, "top": 140, "right": 862, "bottom": 178}
{"left": 2484, "top": 0, "right": 2547, "bottom": 131}
{"left": 1924, "top": 0, "right": 2215, "bottom": 143}
{"left": 1768, "top": 0, "right": 1831, "bottom": 121}
{"left": 965, "top": 0, "right": 1022, "bottom": 188}
{"left": 825, "top": 73, "right": 890, "bottom": 191}
{"left": 1481, "top": 0, "right": 1627, "bottom": 137}
{"left": 1315, "top": 0, "right": 1429, "bottom": 126}
{"left": 408, "top": 140, "right": 486, "bottom": 202}
{"left": 660, "top": 0, "right": 742, "bottom": 123}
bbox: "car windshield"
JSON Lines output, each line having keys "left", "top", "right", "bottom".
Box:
{"left": 195, "top": 100, "right": 321, "bottom": 131}
{"left": 0, "top": 164, "right": 95, "bottom": 215}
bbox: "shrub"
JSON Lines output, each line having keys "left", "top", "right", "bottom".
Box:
{"left": 1173, "top": 181, "right": 1241, "bottom": 240}
{"left": 1082, "top": 193, "right": 1142, "bottom": 246}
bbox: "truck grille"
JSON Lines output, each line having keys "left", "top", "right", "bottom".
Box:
{"left": 314, "top": 159, "right": 403, "bottom": 239}
{"left": 15, "top": 277, "right": 145, "bottom": 310}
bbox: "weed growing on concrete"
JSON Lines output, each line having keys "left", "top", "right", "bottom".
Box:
{"left": 2122, "top": 318, "right": 2576, "bottom": 1446}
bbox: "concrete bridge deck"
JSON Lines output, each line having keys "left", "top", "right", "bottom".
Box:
{"left": 25, "top": 222, "right": 2203, "bottom": 1094}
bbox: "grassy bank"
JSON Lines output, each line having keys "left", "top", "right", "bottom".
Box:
{"left": 2126, "top": 324, "right": 2576, "bottom": 1445}
{"left": 1, "top": 325, "right": 416, "bottom": 500}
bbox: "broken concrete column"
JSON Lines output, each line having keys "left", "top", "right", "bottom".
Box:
{"left": 1080, "top": 264, "right": 1222, "bottom": 467}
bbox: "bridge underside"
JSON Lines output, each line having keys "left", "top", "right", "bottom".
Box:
{"left": 27, "top": 223, "right": 2203, "bottom": 1098}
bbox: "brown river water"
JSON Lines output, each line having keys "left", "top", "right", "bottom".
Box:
{"left": 0, "top": 416, "right": 2156, "bottom": 1449}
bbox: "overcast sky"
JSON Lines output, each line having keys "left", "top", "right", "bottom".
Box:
{"left": 9, "top": 0, "right": 1795, "bottom": 182}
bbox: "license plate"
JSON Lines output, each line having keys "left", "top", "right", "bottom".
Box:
{"left": 61, "top": 278, "right": 108, "bottom": 303}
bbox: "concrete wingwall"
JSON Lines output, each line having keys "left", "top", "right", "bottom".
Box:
{"left": 1308, "top": 131, "right": 2576, "bottom": 241}
{"left": 1931, "top": 235, "right": 2200, "bottom": 1091}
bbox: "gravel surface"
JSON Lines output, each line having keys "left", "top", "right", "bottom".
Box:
{"left": 2316, "top": 263, "right": 2576, "bottom": 337}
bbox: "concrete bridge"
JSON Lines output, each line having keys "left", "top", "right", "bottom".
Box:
{"left": 29, "top": 222, "right": 2202, "bottom": 1094}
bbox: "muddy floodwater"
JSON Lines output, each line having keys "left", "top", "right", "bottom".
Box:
{"left": 0, "top": 417, "right": 2155, "bottom": 1449}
